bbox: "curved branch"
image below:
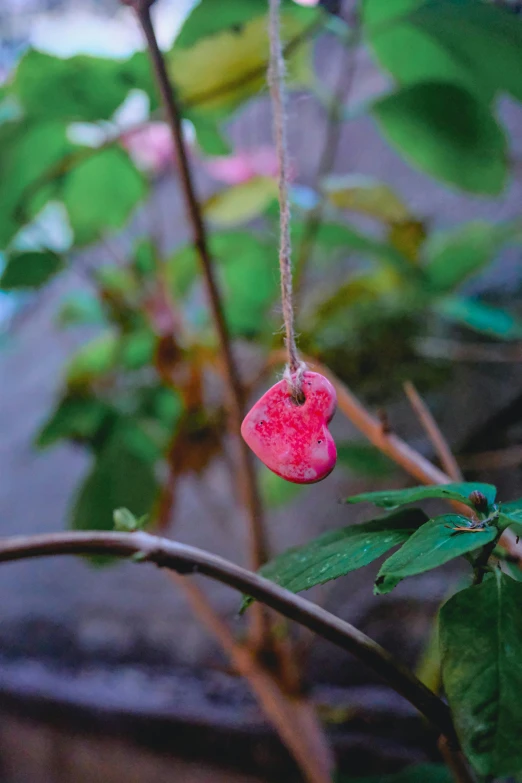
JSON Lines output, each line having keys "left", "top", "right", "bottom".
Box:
{"left": 0, "top": 529, "right": 455, "bottom": 742}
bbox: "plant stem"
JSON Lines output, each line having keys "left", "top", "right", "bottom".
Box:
{"left": 472, "top": 540, "right": 498, "bottom": 585}
{"left": 135, "top": 3, "right": 268, "bottom": 580}
{"left": 0, "top": 529, "right": 456, "bottom": 743}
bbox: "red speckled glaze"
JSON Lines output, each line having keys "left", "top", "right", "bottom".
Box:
{"left": 241, "top": 371, "right": 337, "bottom": 484}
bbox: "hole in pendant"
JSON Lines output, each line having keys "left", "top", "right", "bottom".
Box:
{"left": 291, "top": 390, "right": 306, "bottom": 406}
{"left": 317, "top": 439, "right": 322, "bottom": 444}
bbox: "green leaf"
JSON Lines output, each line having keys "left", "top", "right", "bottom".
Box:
{"left": 168, "top": 11, "right": 314, "bottom": 115}
{"left": 496, "top": 498, "right": 522, "bottom": 534}
{"left": 500, "top": 498, "right": 522, "bottom": 523}
{"left": 336, "top": 443, "right": 395, "bottom": 478}
{"left": 11, "top": 49, "right": 146, "bottom": 122}
{"left": 35, "top": 394, "right": 112, "bottom": 448}
{"left": 364, "top": 0, "right": 522, "bottom": 103}
{"left": 322, "top": 173, "right": 410, "bottom": 224}
{"left": 435, "top": 297, "right": 522, "bottom": 341}
{"left": 259, "top": 466, "right": 305, "bottom": 508}
{"left": 0, "top": 120, "right": 74, "bottom": 246}
{"left": 95, "top": 264, "right": 136, "bottom": 296}
{"left": 440, "top": 572, "right": 522, "bottom": 776}
{"left": 166, "top": 244, "right": 199, "bottom": 298}
{"left": 346, "top": 482, "right": 497, "bottom": 511}
{"left": 174, "top": 0, "right": 316, "bottom": 50}
{"left": 133, "top": 239, "right": 157, "bottom": 279}
{"left": 61, "top": 147, "right": 146, "bottom": 246}
{"left": 113, "top": 507, "right": 149, "bottom": 532}
{"left": 71, "top": 426, "right": 158, "bottom": 532}
{"left": 372, "top": 82, "right": 507, "bottom": 195}
{"left": 56, "top": 291, "right": 106, "bottom": 327}
{"left": 203, "top": 176, "right": 278, "bottom": 227}
{"left": 174, "top": 0, "right": 268, "bottom": 49}
{"left": 167, "top": 231, "right": 279, "bottom": 338}
{"left": 364, "top": 0, "right": 480, "bottom": 96}
{"left": 151, "top": 387, "right": 184, "bottom": 428}
{"left": 408, "top": 0, "right": 522, "bottom": 103}
{"left": 0, "top": 250, "right": 63, "bottom": 290}
{"left": 219, "top": 239, "right": 279, "bottom": 337}
{"left": 291, "top": 220, "right": 414, "bottom": 278}
{"left": 244, "top": 508, "right": 428, "bottom": 609}
{"left": 66, "top": 332, "right": 120, "bottom": 385}
{"left": 375, "top": 514, "right": 497, "bottom": 594}
{"left": 121, "top": 330, "right": 155, "bottom": 370}
{"left": 186, "top": 111, "right": 231, "bottom": 155}
{"left": 425, "top": 221, "right": 522, "bottom": 293}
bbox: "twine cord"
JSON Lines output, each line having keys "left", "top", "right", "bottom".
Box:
{"left": 268, "top": 0, "right": 306, "bottom": 400}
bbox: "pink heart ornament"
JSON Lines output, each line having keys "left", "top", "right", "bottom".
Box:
{"left": 241, "top": 371, "right": 337, "bottom": 484}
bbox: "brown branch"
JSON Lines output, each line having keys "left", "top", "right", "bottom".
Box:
{"left": 403, "top": 381, "right": 463, "bottom": 482}
{"left": 438, "top": 736, "right": 476, "bottom": 783}
{"left": 135, "top": 4, "right": 268, "bottom": 581}
{"left": 168, "top": 572, "right": 333, "bottom": 783}
{"left": 0, "top": 529, "right": 456, "bottom": 743}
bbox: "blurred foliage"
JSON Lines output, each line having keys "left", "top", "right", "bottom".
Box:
{"left": 2, "top": 0, "right": 522, "bottom": 534}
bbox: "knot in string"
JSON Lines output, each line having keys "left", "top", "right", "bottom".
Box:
{"left": 268, "top": 0, "right": 306, "bottom": 399}
{"left": 283, "top": 361, "right": 307, "bottom": 404}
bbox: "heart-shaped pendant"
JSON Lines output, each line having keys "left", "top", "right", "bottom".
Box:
{"left": 241, "top": 371, "right": 337, "bottom": 484}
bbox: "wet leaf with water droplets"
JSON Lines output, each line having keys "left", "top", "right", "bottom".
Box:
{"left": 241, "top": 508, "right": 428, "bottom": 611}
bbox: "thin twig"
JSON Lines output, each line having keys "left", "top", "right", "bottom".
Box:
{"left": 438, "top": 735, "right": 476, "bottom": 783}
{"left": 403, "top": 381, "right": 463, "bottom": 482}
{"left": 0, "top": 529, "right": 456, "bottom": 743}
{"left": 135, "top": 3, "right": 269, "bottom": 586}
{"left": 168, "top": 572, "right": 333, "bottom": 783}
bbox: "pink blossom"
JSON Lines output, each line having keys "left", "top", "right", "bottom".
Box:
{"left": 204, "top": 146, "right": 280, "bottom": 185}
{"left": 120, "top": 122, "right": 175, "bottom": 174}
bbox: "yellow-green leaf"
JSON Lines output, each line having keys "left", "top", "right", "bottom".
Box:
{"left": 203, "top": 176, "right": 277, "bottom": 226}
{"left": 169, "top": 13, "right": 314, "bottom": 115}
{"left": 322, "top": 174, "right": 410, "bottom": 223}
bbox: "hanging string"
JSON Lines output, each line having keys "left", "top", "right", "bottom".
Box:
{"left": 268, "top": 0, "right": 307, "bottom": 400}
